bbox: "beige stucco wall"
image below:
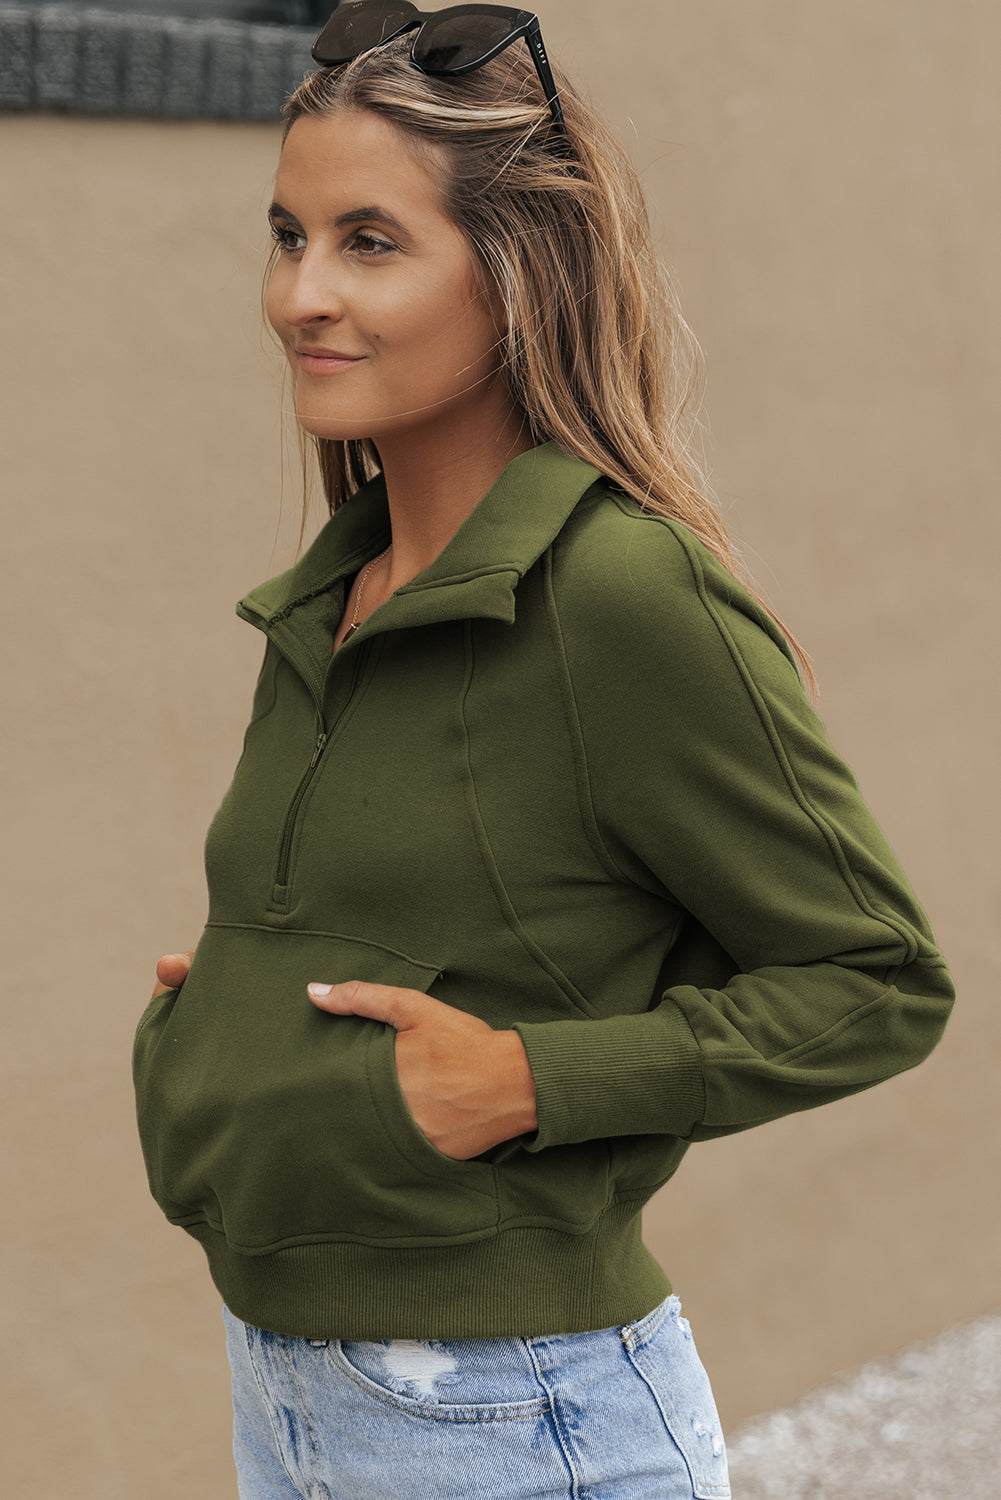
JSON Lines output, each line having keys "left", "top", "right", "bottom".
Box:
{"left": 2, "top": 3, "right": 997, "bottom": 1494}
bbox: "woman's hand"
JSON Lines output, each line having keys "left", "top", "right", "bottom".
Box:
{"left": 151, "top": 950, "right": 194, "bottom": 1000}
{"left": 307, "top": 981, "right": 538, "bottom": 1160}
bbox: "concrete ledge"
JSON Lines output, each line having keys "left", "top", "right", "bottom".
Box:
{"left": 726, "top": 1310, "right": 1001, "bottom": 1498}
{"left": 0, "top": 5, "right": 316, "bottom": 118}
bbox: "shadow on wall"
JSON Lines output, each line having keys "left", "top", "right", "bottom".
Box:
{"left": 0, "top": 0, "right": 332, "bottom": 117}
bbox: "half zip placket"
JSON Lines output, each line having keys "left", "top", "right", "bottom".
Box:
{"left": 262, "top": 612, "right": 377, "bottom": 910}
{"left": 271, "top": 727, "right": 328, "bottom": 905}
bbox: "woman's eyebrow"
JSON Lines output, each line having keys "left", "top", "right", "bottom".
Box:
{"left": 268, "top": 201, "right": 302, "bottom": 228}
{"left": 268, "top": 200, "right": 408, "bottom": 236}
{"left": 335, "top": 205, "right": 409, "bottom": 235}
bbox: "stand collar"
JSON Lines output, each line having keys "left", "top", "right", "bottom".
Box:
{"left": 237, "top": 442, "right": 604, "bottom": 636}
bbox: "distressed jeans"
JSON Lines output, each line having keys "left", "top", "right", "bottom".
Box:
{"left": 223, "top": 1294, "right": 731, "bottom": 1499}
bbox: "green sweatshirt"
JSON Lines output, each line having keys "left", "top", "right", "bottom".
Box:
{"left": 133, "top": 443, "right": 954, "bottom": 1340}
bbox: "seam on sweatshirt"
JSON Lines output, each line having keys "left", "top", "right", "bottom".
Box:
{"left": 201, "top": 922, "right": 444, "bottom": 974}
{"left": 459, "top": 621, "right": 600, "bottom": 1020}
{"left": 541, "top": 550, "right": 632, "bottom": 886}
{"left": 767, "top": 984, "right": 897, "bottom": 1065}
{"left": 397, "top": 563, "right": 521, "bottom": 594}
{"left": 171, "top": 1217, "right": 509, "bottom": 1252}
{"left": 669, "top": 986, "right": 899, "bottom": 1070}
{"left": 611, "top": 500, "right": 921, "bottom": 963}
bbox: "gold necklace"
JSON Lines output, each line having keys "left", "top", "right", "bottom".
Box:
{"left": 340, "top": 545, "right": 392, "bottom": 645}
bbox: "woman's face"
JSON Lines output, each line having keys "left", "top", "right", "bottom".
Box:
{"left": 266, "top": 110, "right": 510, "bottom": 450}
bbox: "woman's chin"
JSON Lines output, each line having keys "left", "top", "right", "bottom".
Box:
{"left": 296, "top": 412, "right": 375, "bottom": 443}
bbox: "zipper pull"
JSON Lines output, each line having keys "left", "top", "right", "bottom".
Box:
{"left": 309, "top": 732, "right": 327, "bottom": 768}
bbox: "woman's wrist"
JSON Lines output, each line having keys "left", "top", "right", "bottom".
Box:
{"left": 493, "top": 1029, "right": 538, "bottom": 1140}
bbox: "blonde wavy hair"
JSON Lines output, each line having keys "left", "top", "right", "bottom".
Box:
{"left": 280, "top": 38, "right": 813, "bottom": 684}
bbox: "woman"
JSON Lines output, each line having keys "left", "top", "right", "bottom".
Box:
{"left": 134, "top": 6, "right": 955, "bottom": 1496}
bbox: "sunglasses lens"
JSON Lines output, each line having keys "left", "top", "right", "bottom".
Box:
{"left": 413, "top": 13, "right": 515, "bottom": 72}
{"left": 312, "top": 0, "right": 420, "bottom": 65}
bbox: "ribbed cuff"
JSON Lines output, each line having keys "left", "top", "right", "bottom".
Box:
{"left": 514, "top": 1005, "right": 706, "bottom": 1151}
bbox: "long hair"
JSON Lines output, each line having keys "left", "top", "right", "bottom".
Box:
{"left": 279, "top": 39, "right": 813, "bottom": 684}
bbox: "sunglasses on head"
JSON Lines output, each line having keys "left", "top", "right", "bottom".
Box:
{"left": 311, "top": 1, "right": 568, "bottom": 139}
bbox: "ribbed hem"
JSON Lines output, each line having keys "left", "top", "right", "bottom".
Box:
{"left": 188, "top": 1203, "right": 670, "bottom": 1340}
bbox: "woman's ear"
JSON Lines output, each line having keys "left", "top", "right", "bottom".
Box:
{"left": 486, "top": 282, "right": 510, "bottom": 342}
{"left": 467, "top": 256, "right": 508, "bottom": 337}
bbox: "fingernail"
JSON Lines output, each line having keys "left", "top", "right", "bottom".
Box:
{"left": 307, "top": 983, "right": 332, "bottom": 999}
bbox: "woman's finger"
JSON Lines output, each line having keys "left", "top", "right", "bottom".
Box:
{"left": 154, "top": 950, "right": 195, "bottom": 989}
{"left": 306, "top": 980, "right": 441, "bottom": 1032}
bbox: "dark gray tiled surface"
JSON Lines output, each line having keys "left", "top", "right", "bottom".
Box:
{"left": 0, "top": 5, "right": 317, "bottom": 117}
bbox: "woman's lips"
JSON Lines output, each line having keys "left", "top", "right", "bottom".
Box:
{"left": 296, "top": 348, "right": 365, "bottom": 375}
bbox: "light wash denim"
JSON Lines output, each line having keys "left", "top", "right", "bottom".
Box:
{"left": 223, "top": 1294, "right": 730, "bottom": 1499}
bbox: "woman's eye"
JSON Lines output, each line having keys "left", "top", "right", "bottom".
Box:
{"left": 267, "top": 223, "right": 398, "bottom": 258}
{"left": 269, "top": 221, "right": 306, "bottom": 254}
{"left": 351, "top": 231, "right": 397, "bottom": 258}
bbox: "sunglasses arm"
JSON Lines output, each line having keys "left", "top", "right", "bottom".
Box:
{"left": 524, "top": 20, "right": 567, "bottom": 135}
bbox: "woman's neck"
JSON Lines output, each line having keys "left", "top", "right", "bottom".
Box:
{"left": 374, "top": 407, "right": 535, "bottom": 591}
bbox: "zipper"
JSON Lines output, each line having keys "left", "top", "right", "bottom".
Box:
{"left": 272, "top": 729, "right": 327, "bottom": 896}
{"left": 266, "top": 616, "right": 373, "bottom": 908}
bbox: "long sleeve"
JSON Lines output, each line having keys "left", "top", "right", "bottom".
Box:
{"left": 515, "top": 497, "right": 955, "bottom": 1149}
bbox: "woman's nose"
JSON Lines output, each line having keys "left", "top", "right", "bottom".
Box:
{"left": 276, "top": 251, "right": 347, "bottom": 328}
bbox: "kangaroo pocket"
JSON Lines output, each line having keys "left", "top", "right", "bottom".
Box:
{"left": 492, "top": 1138, "right": 613, "bottom": 1233}
{"left": 132, "top": 925, "right": 500, "bottom": 1252}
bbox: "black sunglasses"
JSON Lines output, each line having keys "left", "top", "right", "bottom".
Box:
{"left": 311, "top": 1, "right": 567, "bottom": 138}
